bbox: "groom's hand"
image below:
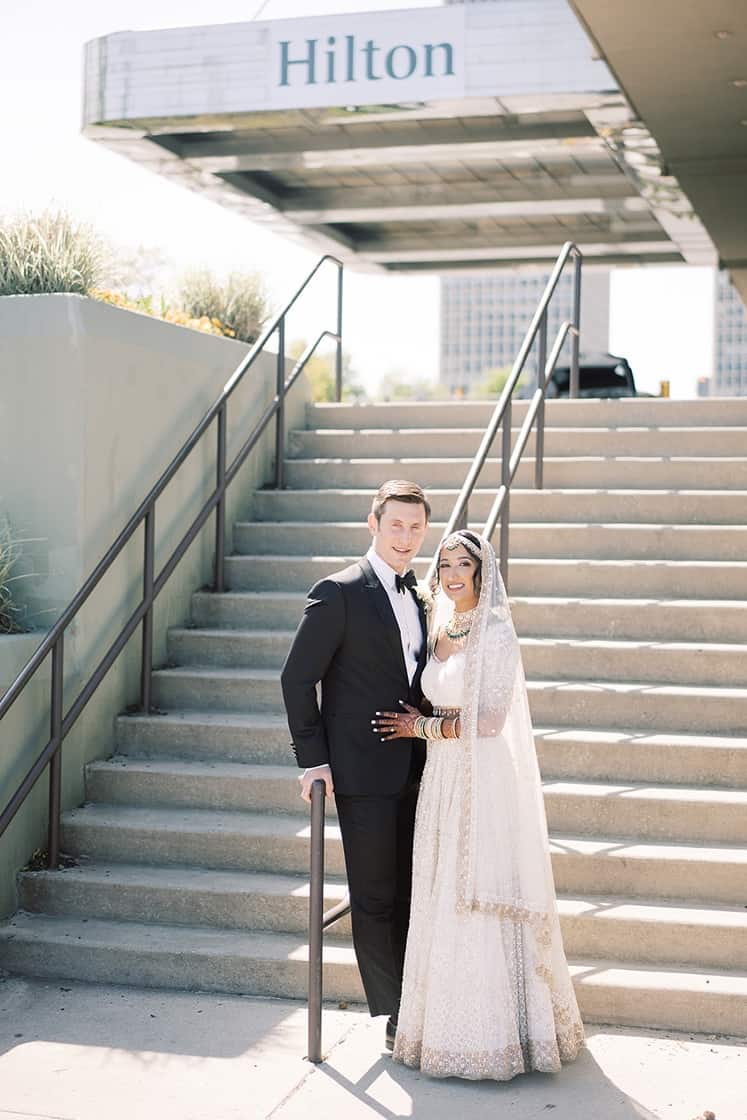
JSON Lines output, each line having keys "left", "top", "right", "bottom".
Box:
{"left": 299, "top": 763, "right": 334, "bottom": 803}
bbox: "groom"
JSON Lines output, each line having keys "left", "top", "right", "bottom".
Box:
{"left": 281, "top": 479, "right": 430, "bottom": 1049}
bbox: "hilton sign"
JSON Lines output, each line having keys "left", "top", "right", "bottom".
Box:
{"left": 268, "top": 7, "right": 465, "bottom": 109}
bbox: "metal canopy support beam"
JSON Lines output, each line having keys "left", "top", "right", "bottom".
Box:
{"left": 185, "top": 136, "right": 606, "bottom": 174}
{"left": 166, "top": 117, "right": 596, "bottom": 161}
{"left": 361, "top": 239, "right": 680, "bottom": 264}
{"left": 353, "top": 229, "right": 670, "bottom": 258}
{"left": 278, "top": 176, "right": 640, "bottom": 213}
{"left": 290, "top": 195, "right": 653, "bottom": 226}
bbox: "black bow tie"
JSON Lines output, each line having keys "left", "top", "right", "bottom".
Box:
{"left": 395, "top": 569, "right": 417, "bottom": 595}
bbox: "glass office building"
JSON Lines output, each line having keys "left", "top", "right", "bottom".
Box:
{"left": 713, "top": 271, "right": 747, "bottom": 397}
{"left": 439, "top": 269, "right": 610, "bottom": 394}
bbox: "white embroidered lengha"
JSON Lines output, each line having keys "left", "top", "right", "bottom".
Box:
{"left": 393, "top": 651, "right": 584, "bottom": 1081}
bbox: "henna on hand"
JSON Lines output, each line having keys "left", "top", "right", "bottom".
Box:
{"left": 371, "top": 701, "right": 422, "bottom": 741}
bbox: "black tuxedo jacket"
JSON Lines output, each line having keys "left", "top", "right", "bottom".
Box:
{"left": 280, "top": 556, "right": 428, "bottom": 796}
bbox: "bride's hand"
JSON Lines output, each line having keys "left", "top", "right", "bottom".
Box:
{"left": 371, "top": 701, "right": 422, "bottom": 741}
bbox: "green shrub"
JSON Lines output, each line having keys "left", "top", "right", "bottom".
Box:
{"left": 177, "top": 269, "right": 270, "bottom": 344}
{"left": 0, "top": 210, "right": 112, "bottom": 296}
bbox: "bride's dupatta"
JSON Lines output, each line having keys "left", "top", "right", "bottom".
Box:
{"left": 432, "top": 533, "right": 584, "bottom": 1066}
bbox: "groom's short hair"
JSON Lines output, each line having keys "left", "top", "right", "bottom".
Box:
{"left": 371, "top": 479, "right": 431, "bottom": 523}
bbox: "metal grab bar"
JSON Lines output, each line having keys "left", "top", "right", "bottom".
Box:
{"left": 307, "top": 779, "right": 351, "bottom": 1063}
{"left": 0, "top": 255, "right": 344, "bottom": 866}
{"left": 305, "top": 243, "right": 583, "bottom": 1060}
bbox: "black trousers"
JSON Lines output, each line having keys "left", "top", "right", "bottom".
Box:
{"left": 335, "top": 775, "right": 419, "bottom": 1019}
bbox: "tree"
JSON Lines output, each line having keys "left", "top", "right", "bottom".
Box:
{"left": 469, "top": 364, "right": 525, "bottom": 400}
{"left": 378, "top": 369, "right": 446, "bottom": 401}
{"left": 289, "top": 339, "right": 365, "bottom": 402}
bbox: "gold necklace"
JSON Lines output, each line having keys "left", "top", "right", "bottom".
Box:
{"left": 444, "top": 606, "right": 476, "bottom": 641}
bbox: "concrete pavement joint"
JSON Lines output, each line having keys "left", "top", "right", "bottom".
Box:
{"left": 265, "top": 1008, "right": 364, "bottom": 1120}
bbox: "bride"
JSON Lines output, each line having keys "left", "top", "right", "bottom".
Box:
{"left": 371, "top": 529, "right": 584, "bottom": 1081}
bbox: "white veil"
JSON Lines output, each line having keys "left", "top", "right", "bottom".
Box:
{"left": 430, "top": 532, "right": 584, "bottom": 1062}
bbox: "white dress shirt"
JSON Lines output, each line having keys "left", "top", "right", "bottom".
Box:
{"left": 366, "top": 546, "right": 423, "bottom": 684}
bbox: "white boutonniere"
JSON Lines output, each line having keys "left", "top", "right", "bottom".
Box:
{"left": 414, "top": 580, "right": 434, "bottom": 614}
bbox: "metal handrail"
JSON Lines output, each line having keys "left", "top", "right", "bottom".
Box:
{"left": 0, "top": 254, "right": 344, "bottom": 867}
{"left": 425, "top": 239, "right": 583, "bottom": 589}
{"left": 305, "top": 241, "right": 582, "bottom": 1063}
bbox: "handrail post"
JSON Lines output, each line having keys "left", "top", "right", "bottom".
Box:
{"left": 535, "top": 311, "right": 547, "bottom": 490}
{"left": 275, "top": 317, "right": 286, "bottom": 489}
{"left": 214, "top": 404, "right": 227, "bottom": 592}
{"left": 570, "top": 251, "right": 582, "bottom": 399}
{"left": 335, "top": 264, "right": 344, "bottom": 403}
{"left": 308, "top": 778, "right": 326, "bottom": 1063}
{"left": 499, "top": 399, "right": 512, "bottom": 590}
{"left": 47, "top": 635, "right": 64, "bottom": 869}
{"left": 140, "top": 506, "right": 155, "bottom": 712}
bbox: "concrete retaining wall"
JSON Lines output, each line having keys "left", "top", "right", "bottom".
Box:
{"left": 0, "top": 294, "right": 307, "bottom": 917}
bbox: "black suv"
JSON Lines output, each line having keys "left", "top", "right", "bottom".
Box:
{"left": 542, "top": 351, "right": 638, "bottom": 398}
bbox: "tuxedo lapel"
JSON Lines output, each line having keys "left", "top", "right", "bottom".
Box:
{"left": 358, "top": 557, "right": 409, "bottom": 681}
{"left": 413, "top": 591, "right": 429, "bottom": 679}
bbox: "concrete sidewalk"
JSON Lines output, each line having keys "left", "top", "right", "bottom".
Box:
{"left": 0, "top": 975, "right": 743, "bottom": 1120}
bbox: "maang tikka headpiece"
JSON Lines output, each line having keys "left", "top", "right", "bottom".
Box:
{"left": 441, "top": 530, "right": 482, "bottom": 560}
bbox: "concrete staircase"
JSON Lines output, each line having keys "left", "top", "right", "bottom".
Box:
{"left": 2, "top": 397, "right": 747, "bottom": 1036}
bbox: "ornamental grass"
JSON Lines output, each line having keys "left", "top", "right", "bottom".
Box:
{"left": 0, "top": 211, "right": 111, "bottom": 296}
{"left": 0, "top": 518, "right": 28, "bottom": 634}
{"left": 178, "top": 268, "right": 269, "bottom": 344}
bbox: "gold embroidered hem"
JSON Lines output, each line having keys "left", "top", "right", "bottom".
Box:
{"left": 393, "top": 1028, "right": 584, "bottom": 1082}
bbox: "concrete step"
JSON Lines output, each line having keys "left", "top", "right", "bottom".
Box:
{"left": 1, "top": 912, "right": 745, "bottom": 1034}
{"left": 149, "top": 665, "right": 747, "bottom": 733}
{"left": 568, "top": 958, "right": 747, "bottom": 1036}
{"left": 522, "top": 637, "right": 747, "bottom": 688}
{"left": 251, "top": 487, "right": 747, "bottom": 525}
{"left": 151, "top": 667, "right": 282, "bottom": 714}
{"left": 290, "top": 426, "right": 747, "bottom": 460}
{"left": 0, "top": 913, "right": 362, "bottom": 1003}
{"left": 224, "top": 554, "right": 747, "bottom": 599}
{"left": 85, "top": 759, "right": 332, "bottom": 818}
{"left": 17, "top": 864, "right": 747, "bottom": 970}
{"left": 557, "top": 897, "right": 747, "bottom": 971}
{"left": 528, "top": 679, "right": 747, "bottom": 735}
{"left": 17, "top": 863, "right": 351, "bottom": 937}
{"left": 190, "top": 590, "right": 747, "bottom": 644}
{"left": 306, "top": 398, "right": 747, "bottom": 430}
{"left": 535, "top": 729, "right": 747, "bottom": 790}
{"left": 233, "top": 520, "right": 747, "bottom": 561}
{"left": 60, "top": 804, "right": 347, "bottom": 876}
{"left": 283, "top": 456, "right": 747, "bottom": 491}
{"left": 167, "top": 626, "right": 747, "bottom": 688}
{"left": 549, "top": 835, "right": 747, "bottom": 905}
{"left": 86, "top": 758, "right": 747, "bottom": 845}
{"left": 542, "top": 780, "right": 747, "bottom": 845}
{"left": 511, "top": 597, "right": 747, "bottom": 643}
{"left": 58, "top": 804, "right": 747, "bottom": 904}
{"left": 114, "top": 712, "right": 747, "bottom": 789}
{"left": 116, "top": 711, "right": 291, "bottom": 765}
{"left": 168, "top": 627, "right": 293, "bottom": 669}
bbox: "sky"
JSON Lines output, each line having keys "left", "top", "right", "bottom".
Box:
{"left": 0, "top": 0, "right": 717, "bottom": 397}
